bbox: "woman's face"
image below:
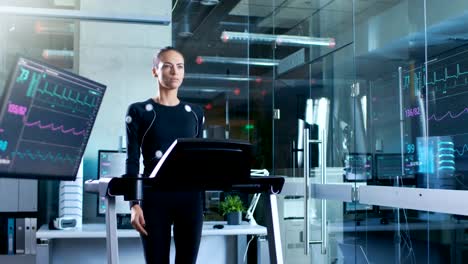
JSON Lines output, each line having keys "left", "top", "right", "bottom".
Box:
{"left": 154, "top": 50, "right": 185, "bottom": 91}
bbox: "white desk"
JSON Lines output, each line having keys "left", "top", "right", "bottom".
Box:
{"left": 36, "top": 222, "right": 267, "bottom": 264}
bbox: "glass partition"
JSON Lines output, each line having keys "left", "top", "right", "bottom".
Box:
{"left": 353, "top": 0, "right": 468, "bottom": 263}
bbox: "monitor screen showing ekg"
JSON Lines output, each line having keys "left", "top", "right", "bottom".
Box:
{"left": 375, "top": 153, "right": 415, "bottom": 180}
{"left": 0, "top": 56, "right": 106, "bottom": 180}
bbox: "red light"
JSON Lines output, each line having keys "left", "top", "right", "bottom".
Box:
{"left": 261, "top": 90, "right": 267, "bottom": 96}
{"left": 329, "top": 38, "right": 336, "bottom": 48}
{"left": 205, "top": 103, "right": 212, "bottom": 110}
{"left": 255, "top": 77, "right": 262, "bottom": 83}
{"left": 195, "top": 56, "right": 203, "bottom": 65}
{"left": 222, "top": 32, "right": 229, "bottom": 43}
{"left": 233, "top": 88, "right": 241, "bottom": 96}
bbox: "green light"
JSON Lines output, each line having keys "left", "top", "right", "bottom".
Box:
{"left": 244, "top": 124, "right": 255, "bottom": 130}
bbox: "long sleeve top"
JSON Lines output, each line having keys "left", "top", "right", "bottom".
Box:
{"left": 124, "top": 99, "right": 204, "bottom": 206}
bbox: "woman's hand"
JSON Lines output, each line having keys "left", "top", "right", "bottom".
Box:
{"left": 131, "top": 204, "right": 148, "bottom": 236}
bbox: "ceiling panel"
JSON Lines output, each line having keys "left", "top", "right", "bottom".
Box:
{"left": 323, "top": 0, "right": 401, "bottom": 13}
{"left": 355, "top": 0, "right": 376, "bottom": 13}
{"left": 244, "top": 0, "right": 287, "bottom": 6}
{"left": 355, "top": 1, "right": 400, "bottom": 23}
{"left": 284, "top": 0, "right": 326, "bottom": 9}
{"left": 229, "top": 4, "right": 274, "bottom": 17}
{"left": 257, "top": 7, "right": 313, "bottom": 28}
{"left": 322, "top": 0, "right": 353, "bottom": 12}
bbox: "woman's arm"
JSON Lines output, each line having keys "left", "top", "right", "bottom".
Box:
{"left": 125, "top": 104, "right": 141, "bottom": 176}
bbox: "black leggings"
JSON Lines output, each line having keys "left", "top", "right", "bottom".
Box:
{"left": 141, "top": 191, "right": 203, "bottom": 264}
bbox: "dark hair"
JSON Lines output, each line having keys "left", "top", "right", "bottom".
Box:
{"left": 152, "top": 46, "right": 184, "bottom": 68}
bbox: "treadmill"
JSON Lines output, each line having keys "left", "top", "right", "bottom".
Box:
{"left": 85, "top": 138, "right": 285, "bottom": 264}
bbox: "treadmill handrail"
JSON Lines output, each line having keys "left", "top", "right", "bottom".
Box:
{"left": 106, "top": 175, "right": 284, "bottom": 200}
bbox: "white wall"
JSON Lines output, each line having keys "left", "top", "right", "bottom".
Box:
{"left": 78, "top": 0, "right": 171, "bottom": 221}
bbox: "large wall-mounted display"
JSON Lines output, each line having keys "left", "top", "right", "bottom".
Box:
{"left": 0, "top": 57, "right": 106, "bottom": 180}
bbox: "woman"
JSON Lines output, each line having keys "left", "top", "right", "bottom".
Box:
{"left": 125, "top": 46, "right": 205, "bottom": 264}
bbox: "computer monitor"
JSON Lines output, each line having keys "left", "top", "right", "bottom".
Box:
{"left": 375, "top": 153, "right": 415, "bottom": 180}
{"left": 97, "top": 150, "right": 143, "bottom": 216}
{"left": 343, "top": 153, "right": 372, "bottom": 181}
{"left": 0, "top": 56, "right": 106, "bottom": 180}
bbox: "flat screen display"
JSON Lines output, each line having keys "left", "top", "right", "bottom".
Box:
{"left": 0, "top": 56, "right": 106, "bottom": 180}
{"left": 375, "top": 153, "right": 415, "bottom": 179}
{"left": 344, "top": 153, "right": 372, "bottom": 181}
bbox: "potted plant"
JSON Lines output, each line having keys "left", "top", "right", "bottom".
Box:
{"left": 220, "top": 195, "right": 245, "bottom": 225}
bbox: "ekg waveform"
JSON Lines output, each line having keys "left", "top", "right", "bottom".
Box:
{"left": 428, "top": 107, "right": 468, "bottom": 121}
{"left": 404, "top": 64, "right": 468, "bottom": 88}
{"left": 34, "top": 97, "right": 94, "bottom": 115}
{"left": 23, "top": 117, "right": 86, "bottom": 136}
{"left": 12, "top": 150, "right": 77, "bottom": 163}
{"left": 403, "top": 61, "right": 468, "bottom": 100}
{"left": 18, "top": 69, "right": 98, "bottom": 108}
{"left": 31, "top": 82, "right": 98, "bottom": 108}
{"left": 455, "top": 144, "right": 468, "bottom": 157}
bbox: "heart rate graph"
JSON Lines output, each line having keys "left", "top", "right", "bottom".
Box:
{"left": 12, "top": 150, "right": 78, "bottom": 164}
{"left": 456, "top": 144, "right": 468, "bottom": 157}
{"left": 16, "top": 67, "right": 100, "bottom": 116}
{"left": 23, "top": 118, "right": 85, "bottom": 136}
{"left": 11, "top": 142, "right": 81, "bottom": 178}
{"left": 398, "top": 45, "right": 468, "bottom": 138}
{"left": 428, "top": 107, "right": 468, "bottom": 122}
{"left": 403, "top": 48, "right": 468, "bottom": 101}
{"left": 21, "top": 107, "right": 89, "bottom": 148}
{"left": 427, "top": 92, "right": 468, "bottom": 137}
{"left": 0, "top": 57, "right": 106, "bottom": 180}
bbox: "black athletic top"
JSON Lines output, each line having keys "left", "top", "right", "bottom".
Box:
{"left": 125, "top": 98, "right": 204, "bottom": 177}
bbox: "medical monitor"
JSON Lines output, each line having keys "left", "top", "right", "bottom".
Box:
{"left": 375, "top": 153, "right": 415, "bottom": 180}
{"left": 0, "top": 56, "right": 106, "bottom": 180}
{"left": 344, "top": 153, "right": 372, "bottom": 181}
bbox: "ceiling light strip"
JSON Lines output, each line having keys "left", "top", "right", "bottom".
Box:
{"left": 196, "top": 56, "right": 279, "bottom": 66}
{"left": 221, "top": 31, "right": 335, "bottom": 47}
{"left": 185, "top": 73, "right": 261, "bottom": 82}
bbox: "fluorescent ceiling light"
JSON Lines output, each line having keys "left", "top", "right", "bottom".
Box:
{"left": 42, "top": 49, "right": 74, "bottom": 59}
{"left": 180, "top": 86, "right": 231, "bottom": 93}
{"left": 185, "top": 73, "right": 263, "bottom": 82}
{"left": 196, "top": 56, "right": 279, "bottom": 66}
{"left": 200, "top": 0, "right": 219, "bottom": 5}
{"left": 221, "top": 31, "right": 335, "bottom": 47}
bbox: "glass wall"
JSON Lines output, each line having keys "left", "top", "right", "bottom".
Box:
{"left": 243, "top": 0, "right": 468, "bottom": 263}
